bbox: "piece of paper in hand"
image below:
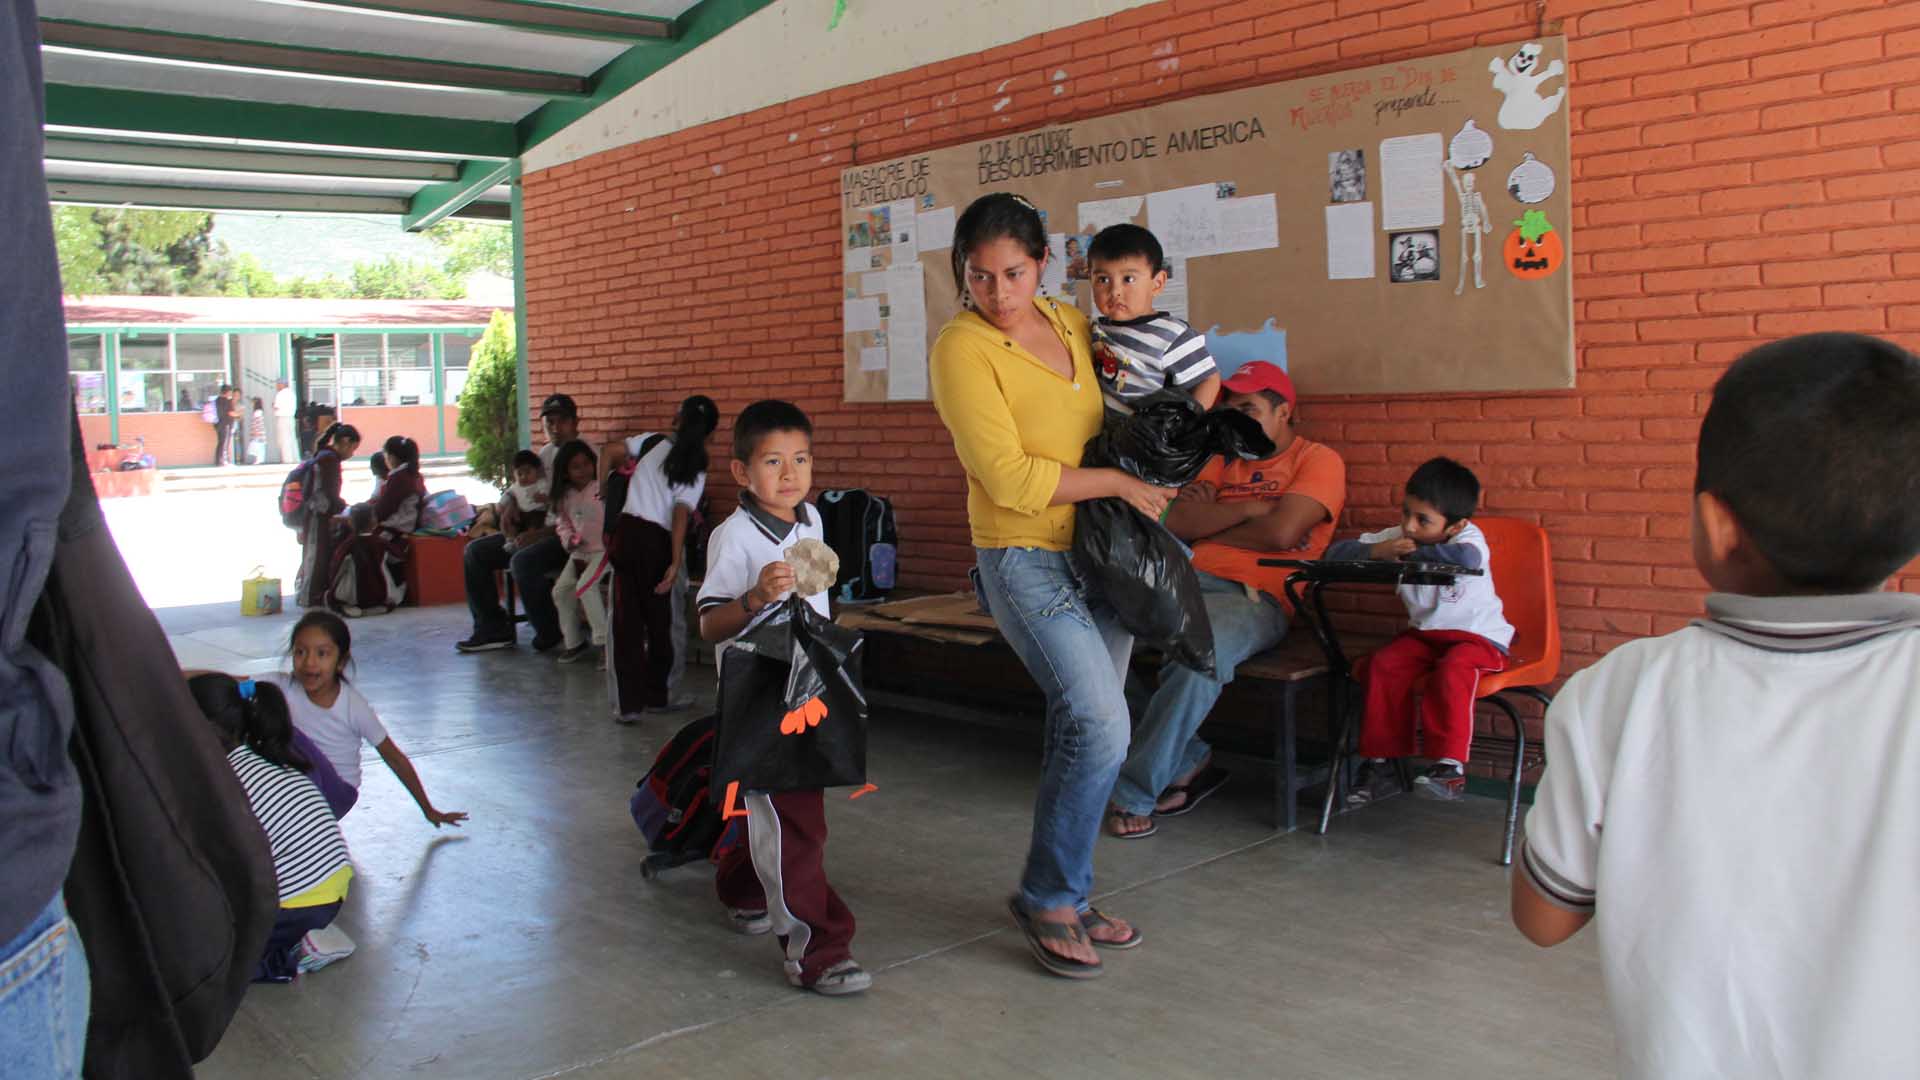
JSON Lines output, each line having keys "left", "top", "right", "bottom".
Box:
{"left": 786, "top": 538, "right": 840, "bottom": 598}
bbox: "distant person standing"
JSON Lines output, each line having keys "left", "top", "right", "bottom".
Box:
{"left": 274, "top": 379, "right": 297, "bottom": 464}
{"left": 246, "top": 397, "right": 267, "bottom": 465}
{"left": 213, "top": 384, "right": 236, "bottom": 467}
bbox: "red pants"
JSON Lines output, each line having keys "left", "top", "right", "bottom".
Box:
{"left": 1358, "top": 629, "right": 1507, "bottom": 764}
{"left": 715, "top": 788, "right": 856, "bottom": 986}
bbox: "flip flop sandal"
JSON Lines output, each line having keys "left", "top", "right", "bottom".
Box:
{"left": 1081, "top": 905, "right": 1143, "bottom": 950}
{"left": 1154, "top": 766, "right": 1231, "bottom": 818}
{"left": 1105, "top": 807, "right": 1158, "bottom": 839}
{"left": 1007, "top": 896, "right": 1103, "bottom": 980}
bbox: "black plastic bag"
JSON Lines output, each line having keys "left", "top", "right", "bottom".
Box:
{"left": 1071, "top": 393, "right": 1277, "bottom": 672}
{"left": 712, "top": 595, "right": 868, "bottom": 799}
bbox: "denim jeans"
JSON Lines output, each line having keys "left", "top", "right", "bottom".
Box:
{"left": 1110, "top": 571, "right": 1290, "bottom": 816}
{"left": 0, "top": 893, "right": 89, "bottom": 1080}
{"left": 974, "top": 547, "right": 1133, "bottom": 914}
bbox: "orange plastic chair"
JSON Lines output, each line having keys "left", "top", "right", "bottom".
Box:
{"left": 1465, "top": 516, "right": 1562, "bottom": 866}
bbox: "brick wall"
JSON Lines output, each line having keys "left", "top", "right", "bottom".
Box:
{"left": 523, "top": 0, "right": 1920, "bottom": 690}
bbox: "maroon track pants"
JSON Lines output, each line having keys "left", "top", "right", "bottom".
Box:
{"left": 1357, "top": 628, "right": 1507, "bottom": 764}
{"left": 715, "top": 788, "right": 856, "bottom": 986}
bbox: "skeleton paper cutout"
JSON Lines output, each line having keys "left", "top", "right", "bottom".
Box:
{"left": 1489, "top": 42, "right": 1565, "bottom": 131}
{"left": 1506, "top": 152, "right": 1555, "bottom": 203}
{"left": 1444, "top": 162, "right": 1492, "bottom": 294}
{"left": 1505, "top": 209, "right": 1564, "bottom": 279}
{"left": 1448, "top": 119, "right": 1493, "bottom": 170}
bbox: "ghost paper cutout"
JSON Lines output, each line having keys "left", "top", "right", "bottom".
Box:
{"left": 1489, "top": 42, "right": 1566, "bottom": 131}
{"left": 1449, "top": 120, "right": 1493, "bottom": 170}
{"left": 1507, "top": 153, "right": 1555, "bottom": 203}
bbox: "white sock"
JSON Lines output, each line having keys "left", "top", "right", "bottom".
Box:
{"left": 1437, "top": 757, "right": 1463, "bottom": 771}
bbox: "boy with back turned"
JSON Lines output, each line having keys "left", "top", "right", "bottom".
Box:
{"left": 1515, "top": 333, "right": 1920, "bottom": 1076}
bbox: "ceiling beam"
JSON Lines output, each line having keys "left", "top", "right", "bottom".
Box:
{"left": 39, "top": 19, "right": 590, "bottom": 98}
{"left": 518, "top": 0, "right": 772, "bottom": 152}
{"left": 44, "top": 137, "right": 461, "bottom": 181}
{"left": 295, "top": 0, "right": 674, "bottom": 43}
{"left": 452, "top": 201, "right": 511, "bottom": 221}
{"left": 43, "top": 84, "right": 520, "bottom": 159}
{"left": 47, "top": 179, "right": 410, "bottom": 216}
{"left": 404, "top": 158, "right": 517, "bottom": 231}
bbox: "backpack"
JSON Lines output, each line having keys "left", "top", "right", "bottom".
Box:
{"left": 602, "top": 433, "right": 665, "bottom": 537}
{"left": 200, "top": 398, "right": 216, "bottom": 424}
{"left": 817, "top": 488, "right": 898, "bottom": 603}
{"left": 417, "top": 489, "right": 475, "bottom": 535}
{"left": 628, "top": 714, "right": 742, "bottom": 877}
{"left": 277, "top": 459, "right": 314, "bottom": 529}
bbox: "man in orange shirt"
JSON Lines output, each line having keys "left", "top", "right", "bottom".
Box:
{"left": 1107, "top": 362, "right": 1347, "bottom": 837}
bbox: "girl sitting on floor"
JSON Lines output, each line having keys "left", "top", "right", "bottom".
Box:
{"left": 260, "top": 611, "right": 468, "bottom": 827}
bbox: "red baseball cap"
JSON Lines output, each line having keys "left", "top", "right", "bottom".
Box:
{"left": 1220, "top": 361, "right": 1295, "bottom": 404}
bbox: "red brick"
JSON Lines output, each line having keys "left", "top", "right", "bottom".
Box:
{"left": 1834, "top": 223, "right": 1920, "bottom": 251}
{"left": 1692, "top": 128, "right": 1820, "bottom": 165}
{"left": 1753, "top": 146, "right": 1884, "bottom": 182}
{"left": 1821, "top": 54, "right": 1920, "bottom": 91}
{"left": 1687, "top": 22, "right": 1812, "bottom": 64}
{"left": 1761, "top": 252, "right": 1893, "bottom": 284}
{"left": 1756, "top": 308, "right": 1888, "bottom": 334}
{"left": 1697, "top": 285, "right": 1825, "bottom": 313}
{"left": 1631, "top": 57, "right": 1748, "bottom": 96}
{"left": 1761, "top": 89, "right": 1893, "bottom": 130}
{"left": 1696, "top": 72, "right": 1823, "bottom": 112}
{"left": 1814, "top": 5, "right": 1920, "bottom": 41}
{"left": 1752, "top": 35, "right": 1884, "bottom": 78}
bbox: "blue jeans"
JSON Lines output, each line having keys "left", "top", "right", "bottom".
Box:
{"left": 974, "top": 547, "right": 1132, "bottom": 914}
{"left": 1111, "top": 571, "right": 1290, "bottom": 816}
{"left": 0, "top": 893, "right": 89, "bottom": 1080}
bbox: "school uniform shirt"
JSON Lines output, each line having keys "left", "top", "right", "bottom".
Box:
{"left": 506, "top": 481, "right": 547, "bottom": 515}
{"left": 259, "top": 673, "right": 389, "bottom": 790}
{"left": 1521, "top": 591, "right": 1920, "bottom": 1079}
{"left": 929, "top": 297, "right": 1102, "bottom": 551}
{"left": 697, "top": 493, "right": 830, "bottom": 658}
{"left": 1091, "top": 311, "right": 1216, "bottom": 407}
{"left": 1186, "top": 435, "right": 1346, "bottom": 607}
{"left": 1325, "top": 522, "right": 1513, "bottom": 649}
{"left": 620, "top": 433, "right": 706, "bottom": 528}
{"left": 227, "top": 745, "right": 353, "bottom": 906}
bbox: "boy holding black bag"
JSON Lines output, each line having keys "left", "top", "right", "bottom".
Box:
{"left": 696, "top": 400, "right": 869, "bottom": 997}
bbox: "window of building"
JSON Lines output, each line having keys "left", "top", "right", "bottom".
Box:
{"left": 338, "top": 333, "right": 385, "bottom": 407}
{"left": 442, "top": 331, "right": 480, "bottom": 405}
{"left": 293, "top": 334, "right": 336, "bottom": 408}
{"left": 118, "top": 333, "right": 173, "bottom": 412}
{"left": 386, "top": 333, "right": 433, "bottom": 406}
{"left": 174, "top": 334, "right": 228, "bottom": 416}
{"left": 68, "top": 334, "right": 106, "bottom": 415}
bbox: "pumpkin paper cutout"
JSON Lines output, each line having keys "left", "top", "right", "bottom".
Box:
{"left": 1507, "top": 153, "right": 1555, "bottom": 204}
{"left": 1506, "top": 210, "right": 1563, "bottom": 279}
{"left": 1448, "top": 119, "right": 1493, "bottom": 170}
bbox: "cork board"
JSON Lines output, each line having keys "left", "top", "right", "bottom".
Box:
{"left": 839, "top": 36, "right": 1573, "bottom": 402}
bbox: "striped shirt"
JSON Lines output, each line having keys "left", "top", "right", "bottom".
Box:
{"left": 1091, "top": 312, "right": 1216, "bottom": 407}
{"left": 227, "top": 746, "right": 352, "bottom": 904}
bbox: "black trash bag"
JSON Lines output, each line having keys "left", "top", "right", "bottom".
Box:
{"left": 1094, "top": 392, "right": 1276, "bottom": 488}
{"left": 711, "top": 594, "right": 868, "bottom": 799}
{"left": 1070, "top": 392, "right": 1277, "bottom": 672}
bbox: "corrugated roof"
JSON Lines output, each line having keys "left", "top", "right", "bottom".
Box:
{"left": 63, "top": 294, "right": 509, "bottom": 327}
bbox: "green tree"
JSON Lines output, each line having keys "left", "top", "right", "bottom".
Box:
{"left": 457, "top": 309, "right": 518, "bottom": 488}
{"left": 350, "top": 256, "right": 467, "bottom": 300}
{"left": 426, "top": 220, "right": 513, "bottom": 279}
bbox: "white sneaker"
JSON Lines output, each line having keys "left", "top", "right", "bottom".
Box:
{"left": 799, "top": 958, "right": 872, "bottom": 996}
{"left": 727, "top": 908, "right": 772, "bottom": 935}
{"left": 296, "top": 925, "right": 356, "bottom": 972}
{"left": 615, "top": 712, "right": 644, "bottom": 726}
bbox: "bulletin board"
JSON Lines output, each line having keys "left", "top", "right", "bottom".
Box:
{"left": 840, "top": 36, "right": 1574, "bottom": 402}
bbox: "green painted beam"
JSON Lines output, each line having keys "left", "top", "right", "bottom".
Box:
{"left": 404, "top": 158, "right": 517, "bottom": 231}
{"left": 39, "top": 18, "right": 590, "bottom": 98}
{"left": 511, "top": 166, "right": 532, "bottom": 450}
{"left": 452, "top": 201, "right": 512, "bottom": 222}
{"left": 297, "top": 0, "right": 673, "bottom": 43}
{"left": 44, "top": 84, "right": 519, "bottom": 159}
{"left": 517, "top": 0, "right": 775, "bottom": 152}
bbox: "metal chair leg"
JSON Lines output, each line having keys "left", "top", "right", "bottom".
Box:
{"left": 1317, "top": 674, "right": 1355, "bottom": 834}
{"left": 1488, "top": 693, "right": 1527, "bottom": 867}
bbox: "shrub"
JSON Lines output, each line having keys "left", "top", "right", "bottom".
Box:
{"left": 458, "top": 309, "right": 518, "bottom": 488}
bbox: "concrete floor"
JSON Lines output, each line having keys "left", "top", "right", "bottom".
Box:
{"left": 164, "top": 602, "right": 1615, "bottom": 1080}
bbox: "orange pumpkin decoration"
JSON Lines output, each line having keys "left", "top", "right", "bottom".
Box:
{"left": 1505, "top": 209, "right": 1563, "bottom": 279}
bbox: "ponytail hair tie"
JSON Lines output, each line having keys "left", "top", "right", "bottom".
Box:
{"left": 237, "top": 678, "right": 256, "bottom": 701}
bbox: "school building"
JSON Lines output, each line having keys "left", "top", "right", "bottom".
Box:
{"left": 64, "top": 296, "right": 498, "bottom": 467}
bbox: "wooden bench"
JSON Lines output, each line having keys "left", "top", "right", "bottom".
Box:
{"left": 843, "top": 593, "right": 1355, "bottom": 833}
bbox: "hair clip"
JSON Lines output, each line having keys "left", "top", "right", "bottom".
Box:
{"left": 237, "top": 678, "right": 256, "bottom": 701}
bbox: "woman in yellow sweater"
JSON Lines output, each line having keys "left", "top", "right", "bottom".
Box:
{"left": 930, "top": 193, "right": 1172, "bottom": 979}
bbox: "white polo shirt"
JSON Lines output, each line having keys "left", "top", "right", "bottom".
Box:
{"left": 620, "top": 432, "right": 705, "bottom": 528}
{"left": 1521, "top": 591, "right": 1920, "bottom": 1078}
{"left": 1349, "top": 521, "right": 1513, "bottom": 649}
{"left": 260, "top": 673, "right": 389, "bottom": 790}
{"left": 697, "top": 493, "right": 829, "bottom": 658}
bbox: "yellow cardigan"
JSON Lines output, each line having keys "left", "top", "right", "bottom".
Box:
{"left": 930, "top": 297, "right": 1103, "bottom": 551}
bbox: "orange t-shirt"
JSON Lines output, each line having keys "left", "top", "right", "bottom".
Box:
{"left": 1188, "top": 435, "right": 1347, "bottom": 606}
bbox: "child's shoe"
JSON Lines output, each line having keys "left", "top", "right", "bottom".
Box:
{"left": 1344, "top": 759, "right": 1403, "bottom": 807}
{"left": 296, "top": 926, "right": 356, "bottom": 972}
{"left": 797, "top": 958, "right": 872, "bottom": 996}
{"left": 556, "top": 643, "right": 593, "bottom": 664}
{"left": 1413, "top": 761, "right": 1467, "bottom": 801}
{"left": 727, "top": 908, "right": 772, "bottom": 935}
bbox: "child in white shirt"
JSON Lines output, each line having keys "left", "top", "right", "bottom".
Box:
{"left": 1324, "top": 457, "right": 1512, "bottom": 802}
{"left": 500, "top": 450, "right": 548, "bottom": 552}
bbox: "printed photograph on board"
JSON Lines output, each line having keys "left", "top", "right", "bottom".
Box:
{"left": 1389, "top": 230, "right": 1441, "bottom": 283}
{"left": 1330, "top": 149, "right": 1367, "bottom": 203}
